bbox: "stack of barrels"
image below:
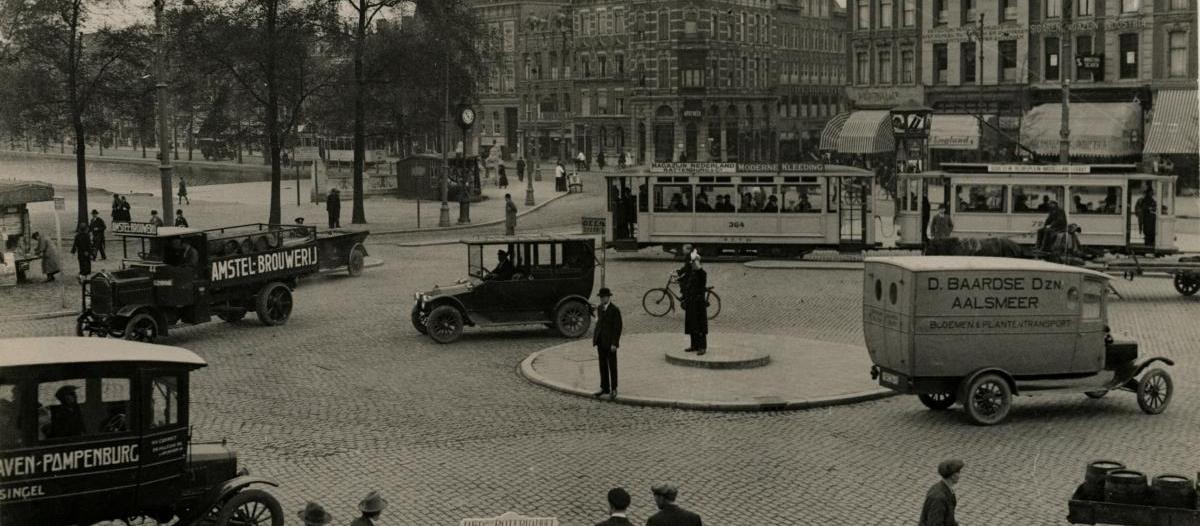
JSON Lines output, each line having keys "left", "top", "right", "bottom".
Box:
{"left": 1074, "top": 460, "right": 1198, "bottom": 509}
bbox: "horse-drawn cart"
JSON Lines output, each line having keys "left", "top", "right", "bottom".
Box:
{"left": 315, "top": 229, "right": 370, "bottom": 276}
{"left": 1069, "top": 499, "right": 1200, "bottom": 526}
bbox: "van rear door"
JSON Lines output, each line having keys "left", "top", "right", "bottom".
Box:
{"left": 863, "top": 262, "right": 912, "bottom": 376}
{"left": 1074, "top": 278, "right": 1107, "bottom": 372}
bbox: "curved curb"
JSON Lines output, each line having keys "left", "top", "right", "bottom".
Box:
{"left": 365, "top": 191, "right": 572, "bottom": 237}
{"left": 743, "top": 260, "right": 866, "bottom": 271}
{"left": 0, "top": 309, "right": 79, "bottom": 322}
{"left": 518, "top": 351, "right": 896, "bottom": 412}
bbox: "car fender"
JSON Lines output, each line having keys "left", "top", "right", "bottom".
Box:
{"left": 113, "top": 305, "right": 169, "bottom": 335}
{"left": 552, "top": 295, "right": 594, "bottom": 317}
{"left": 959, "top": 367, "right": 1018, "bottom": 397}
{"left": 424, "top": 296, "right": 474, "bottom": 325}
{"left": 200, "top": 475, "right": 279, "bottom": 511}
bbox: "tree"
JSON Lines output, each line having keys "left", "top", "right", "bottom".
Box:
{"left": 0, "top": 0, "right": 145, "bottom": 224}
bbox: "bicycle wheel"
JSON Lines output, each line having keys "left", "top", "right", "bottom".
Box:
{"left": 642, "top": 288, "right": 674, "bottom": 317}
{"left": 705, "top": 289, "right": 721, "bottom": 320}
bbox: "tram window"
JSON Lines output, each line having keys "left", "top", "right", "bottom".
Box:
{"left": 655, "top": 185, "right": 693, "bottom": 213}
{"left": 1069, "top": 186, "right": 1122, "bottom": 214}
{"left": 955, "top": 184, "right": 1005, "bottom": 213}
{"left": 738, "top": 185, "right": 780, "bottom": 213}
{"left": 781, "top": 184, "right": 822, "bottom": 213}
{"left": 1012, "top": 185, "right": 1064, "bottom": 213}
{"left": 697, "top": 185, "right": 736, "bottom": 212}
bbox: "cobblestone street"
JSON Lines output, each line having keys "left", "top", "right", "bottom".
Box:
{"left": 2, "top": 240, "right": 1197, "bottom": 525}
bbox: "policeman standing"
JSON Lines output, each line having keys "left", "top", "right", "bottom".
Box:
{"left": 592, "top": 287, "right": 623, "bottom": 400}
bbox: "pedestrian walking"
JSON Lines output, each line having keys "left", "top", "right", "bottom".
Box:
{"left": 682, "top": 258, "right": 708, "bottom": 356}
{"left": 32, "top": 232, "right": 60, "bottom": 282}
{"left": 928, "top": 204, "right": 953, "bottom": 242}
{"left": 516, "top": 157, "right": 526, "bottom": 182}
{"left": 175, "top": 209, "right": 189, "bottom": 228}
{"left": 596, "top": 487, "right": 636, "bottom": 526}
{"left": 297, "top": 502, "right": 333, "bottom": 526}
{"left": 70, "top": 222, "right": 92, "bottom": 277}
{"left": 326, "top": 188, "right": 342, "bottom": 229}
{"left": 597, "top": 151, "right": 606, "bottom": 171}
{"left": 89, "top": 210, "right": 106, "bottom": 260}
{"left": 119, "top": 196, "right": 132, "bottom": 222}
{"left": 556, "top": 160, "right": 567, "bottom": 192}
{"left": 504, "top": 193, "right": 518, "bottom": 236}
{"left": 647, "top": 485, "right": 702, "bottom": 526}
{"left": 350, "top": 491, "right": 388, "bottom": 526}
{"left": 919, "top": 459, "right": 963, "bottom": 526}
{"left": 177, "top": 176, "right": 189, "bottom": 205}
{"left": 110, "top": 194, "right": 123, "bottom": 223}
{"left": 592, "top": 287, "right": 623, "bottom": 400}
{"left": 149, "top": 210, "right": 164, "bottom": 228}
{"left": 498, "top": 163, "right": 509, "bottom": 188}
{"left": 575, "top": 150, "right": 586, "bottom": 172}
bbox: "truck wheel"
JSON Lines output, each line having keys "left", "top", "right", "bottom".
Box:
{"left": 124, "top": 313, "right": 159, "bottom": 342}
{"left": 255, "top": 282, "right": 293, "bottom": 326}
{"left": 411, "top": 304, "right": 428, "bottom": 334}
{"left": 215, "top": 488, "right": 284, "bottom": 526}
{"left": 962, "top": 373, "right": 1011, "bottom": 425}
{"left": 554, "top": 300, "right": 591, "bottom": 338}
{"left": 1173, "top": 273, "right": 1199, "bottom": 296}
{"left": 1136, "top": 369, "right": 1172, "bottom": 415}
{"left": 918, "top": 392, "right": 956, "bottom": 410}
{"left": 75, "top": 312, "right": 106, "bottom": 337}
{"left": 348, "top": 243, "right": 366, "bottom": 277}
{"left": 218, "top": 309, "right": 247, "bottom": 323}
{"left": 425, "top": 305, "right": 463, "bottom": 343}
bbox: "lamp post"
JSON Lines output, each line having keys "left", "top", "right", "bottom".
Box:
{"left": 153, "top": 0, "right": 179, "bottom": 221}
{"left": 1059, "top": 0, "right": 1073, "bottom": 164}
{"left": 439, "top": 52, "right": 451, "bottom": 227}
{"left": 972, "top": 13, "right": 985, "bottom": 162}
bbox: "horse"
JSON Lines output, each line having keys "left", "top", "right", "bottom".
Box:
{"left": 924, "top": 236, "right": 1026, "bottom": 258}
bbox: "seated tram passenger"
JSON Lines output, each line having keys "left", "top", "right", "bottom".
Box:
{"left": 795, "top": 193, "right": 813, "bottom": 212}
{"left": 694, "top": 193, "right": 714, "bottom": 212}
{"left": 761, "top": 195, "right": 779, "bottom": 213}
{"left": 1073, "top": 195, "right": 1090, "bottom": 214}
{"left": 670, "top": 193, "right": 689, "bottom": 212}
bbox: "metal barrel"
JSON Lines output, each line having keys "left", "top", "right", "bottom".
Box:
{"left": 1151, "top": 474, "right": 1196, "bottom": 509}
{"left": 1080, "top": 460, "right": 1125, "bottom": 501}
{"left": 1105, "top": 470, "right": 1149, "bottom": 505}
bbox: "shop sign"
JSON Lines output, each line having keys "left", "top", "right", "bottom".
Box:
{"left": 925, "top": 24, "right": 1025, "bottom": 43}
{"left": 682, "top": 99, "right": 703, "bottom": 119}
{"left": 847, "top": 86, "right": 925, "bottom": 107}
{"left": 986, "top": 164, "right": 1092, "bottom": 174}
{"left": 1075, "top": 54, "right": 1103, "bottom": 70}
{"left": 1030, "top": 17, "right": 1144, "bottom": 34}
{"left": 930, "top": 135, "right": 979, "bottom": 149}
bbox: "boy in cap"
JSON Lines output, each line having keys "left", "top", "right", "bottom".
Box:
{"left": 298, "top": 502, "right": 333, "bottom": 526}
{"left": 593, "top": 287, "right": 623, "bottom": 400}
{"left": 596, "top": 487, "right": 636, "bottom": 526}
{"left": 919, "top": 459, "right": 963, "bottom": 526}
{"left": 351, "top": 491, "right": 387, "bottom": 526}
{"left": 647, "top": 484, "right": 702, "bottom": 526}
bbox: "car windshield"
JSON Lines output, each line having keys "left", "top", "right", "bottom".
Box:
{"left": 468, "top": 244, "right": 485, "bottom": 279}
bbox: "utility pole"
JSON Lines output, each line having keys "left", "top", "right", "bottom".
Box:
{"left": 154, "top": 0, "right": 175, "bottom": 220}
{"left": 976, "top": 13, "right": 985, "bottom": 162}
{"left": 1059, "top": 0, "right": 1072, "bottom": 164}
{"left": 439, "top": 49, "right": 451, "bottom": 227}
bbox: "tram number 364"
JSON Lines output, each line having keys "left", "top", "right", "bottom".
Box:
{"left": 728, "top": 221, "right": 746, "bottom": 228}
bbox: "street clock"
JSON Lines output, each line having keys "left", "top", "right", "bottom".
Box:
{"left": 457, "top": 105, "right": 476, "bottom": 129}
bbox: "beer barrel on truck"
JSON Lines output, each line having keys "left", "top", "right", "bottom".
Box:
{"left": 1077, "top": 460, "right": 1125, "bottom": 501}
{"left": 1105, "top": 470, "right": 1149, "bottom": 505}
{"left": 1151, "top": 474, "right": 1197, "bottom": 509}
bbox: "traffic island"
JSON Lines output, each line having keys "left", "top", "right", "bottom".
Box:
{"left": 520, "top": 332, "right": 894, "bottom": 411}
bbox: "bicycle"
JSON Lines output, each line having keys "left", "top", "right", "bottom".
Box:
{"left": 642, "top": 275, "right": 721, "bottom": 319}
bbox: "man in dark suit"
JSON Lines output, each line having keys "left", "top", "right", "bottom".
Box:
{"left": 919, "top": 459, "right": 963, "bottom": 526}
{"left": 593, "top": 287, "right": 623, "bottom": 400}
{"left": 596, "top": 487, "right": 636, "bottom": 526}
{"left": 647, "top": 485, "right": 702, "bottom": 526}
{"left": 486, "top": 250, "right": 516, "bottom": 281}
{"left": 326, "top": 188, "right": 342, "bottom": 229}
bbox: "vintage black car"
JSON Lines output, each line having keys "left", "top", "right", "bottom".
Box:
{"left": 411, "top": 236, "right": 597, "bottom": 343}
{"left": 0, "top": 337, "right": 284, "bottom": 525}
{"left": 78, "top": 222, "right": 320, "bottom": 341}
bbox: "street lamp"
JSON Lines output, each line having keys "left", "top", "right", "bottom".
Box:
{"left": 153, "top": 0, "right": 187, "bottom": 221}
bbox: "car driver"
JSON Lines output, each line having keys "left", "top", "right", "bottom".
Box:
{"left": 487, "top": 249, "right": 515, "bottom": 281}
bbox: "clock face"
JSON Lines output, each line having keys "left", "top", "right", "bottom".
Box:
{"left": 461, "top": 108, "right": 475, "bottom": 126}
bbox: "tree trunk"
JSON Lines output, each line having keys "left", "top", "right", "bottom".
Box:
{"left": 265, "top": 0, "right": 282, "bottom": 224}
{"left": 67, "top": 5, "right": 87, "bottom": 226}
{"left": 351, "top": 6, "right": 368, "bottom": 224}
{"left": 187, "top": 111, "right": 194, "bottom": 161}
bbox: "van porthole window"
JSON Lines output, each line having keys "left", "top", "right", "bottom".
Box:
{"left": 889, "top": 282, "right": 898, "bottom": 304}
{"left": 875, "top": 279, "right": 882, "bottom": 301}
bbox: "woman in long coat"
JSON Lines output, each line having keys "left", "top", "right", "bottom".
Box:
{"left": 683, "top": 258, "right": 708, "bottom": 355}
{"left": 32, "top": 232, "right": 61, "bottom": 282}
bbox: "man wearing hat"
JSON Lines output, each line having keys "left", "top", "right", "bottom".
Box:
{"left": 47, "top": 385, "right": 85, "bottom": 438}
{"left": 351, "top": 491, "right": 388, "bottom": 526}
{"left": 593, "top": 287, "right": 623, "bottom": 400}
{"left": 647, "top": 484, "right": 702, "bottom": 526}
{"left": 919, "top": 459, "right": 963, "bottom": 526}
{"left": 298, "top": 501, "right": 333, "bottom": 526}
{"left": 596, "top": 487, "right": 636, "bottom": 526}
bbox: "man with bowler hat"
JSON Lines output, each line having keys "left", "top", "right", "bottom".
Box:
{"left": 351, "top": 491, "right": 388, "bottom": 526}
{"left": 919, "top": 459, "right": 963, "bottom": 526}
{"left": 596, "top": 487, "right": 637, "bottom": 526}
{"left": 647, "top": 484, "right": 702, "bottom": 526}
{"left": 298, "top": 502, "right": 333, "bottom": 526}
{"left": 682, "top": 258, "right": 708, "bottom": 355}
{"left": 89, "top": 209, "right": 106, "bottom": 260}
{"left": 593, "top": 287, "right": 623, "bottom": 400}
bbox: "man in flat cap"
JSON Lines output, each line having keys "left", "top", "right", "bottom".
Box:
{"left": 593, "top": 287, "right": 623, "bottom": 400}
{"left": 647, "top": 484, "right": 702, "bottom": 526}
{"left": 919, "top": 459, "right": 963, "bottom": 526}
{"left": 47, "top": 385, "right": 85, "bottom": 438}
{"left": 596, "top": 487, "right": 636, "bottom": 526}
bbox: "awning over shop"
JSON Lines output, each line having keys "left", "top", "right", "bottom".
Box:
{"left": 819, "top": 112, "right": 850, "bottom": 151}
{"left": 0, "top": 181, "right": 53, "bottom": 208}
{"left": 929, "top": 115, "right": 982, "bottom": 150}
{"left": 1144, "top": 90, "right": 1198, "bottom": 155}
{"left": 1020, "top": 103, "right": 1141, "bottom": 157}
{"left": 835, "top": 110, "right": 894, "bottom": 154}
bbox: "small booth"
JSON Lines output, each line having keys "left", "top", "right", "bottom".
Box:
{"left": 0, "top": 180, "right": 54, "bottom": 285}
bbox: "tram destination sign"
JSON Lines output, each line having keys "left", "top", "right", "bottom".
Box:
{"left": 986, "top": 164, "right": 1092, "bottom": 174}
{"left": 649, "top": 162, "right": 826, "bottom": 173}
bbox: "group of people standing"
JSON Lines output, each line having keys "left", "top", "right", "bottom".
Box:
{"left": 574, "top": 150, "right": 629, "bottom": 172}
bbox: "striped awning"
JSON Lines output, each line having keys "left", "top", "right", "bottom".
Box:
{"left": 0, "top": 181, "right": 54, "bottom": 207}
{"left": 835, "top": 110, "right": 894, "bottom": 154}
{"left": 1020, "top": 103, "right": 1141, "bottom": 157}
{"left": 819, "top": 112, "right": 850, "bottom": 151}
{"left": 929, "top": 115, "right": 982, "bottom": 150}
{"left": 1144, "top": 90, "right": 1198, "bottom": 155}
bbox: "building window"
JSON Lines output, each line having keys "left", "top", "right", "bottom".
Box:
{"left": 962, "top": 0, "right": 977, "bottom": 23}
{"left": 1119, "top": 33, "right": 1138, "bottom": 79}
{"left": 1075, "top": 35, "right": 1093, "bottom": 81}
{"left": 1046, "top": 0, "right": 1061, "bottom": 17}
{"left": 934, "top": 0, "right": 948, "bottom": 24}
{"left": 857, "top": 0, "right": 870, "bottom": 29}
{"left": 659, "top": 10, "right": 669, "bottom": 40}
{"left": 1045, "top": 37, "right": 1060, "bottom": 80}
{"left": 961, "top": 42, "right": 976, "bottom": 83}
{"left": 880, "top": 0, "right": 893, "bottom": 27}
{"left": 616, "top": 9, "right": 625, "bottom": 34}
{"left": 1077, "top": 0, "right": 1093, "bottom": 15}
{"left": 1121, "top": 0, "right": 1138, "bottom": 12}
{"left": 600, "top": 55, "right": 608, "bottom": 77}
{"left": 934, "top": 44, "right": 948, "bottom": 84}
{"left": 999, "top": 40, "right": 1018, "bottom": 81}
{"left": 1000, "top": 0, "right": 1016, "bottom": 21}
{"left": 878, "top": 50, "right": 893, "bottom": 83}
{"left": 617, "top": 98, "right": 624, "bottom": 114}
{"left": 1169, "top": 31, "right": 1188, "bottom": 78}
{"left": 682, "top": 69, "right": 704, "bottom": 87}
{"left": 1170, "top": 0, "right": 1187, "bottom": 9}
{"left": 856, "top": 51, "right": 870, "bottom": 84}
{"left": 903, "top": 0, "right": 916, "bottom": 26}
{"left": 901, "top": 49, "right": 914, "bottom": 83}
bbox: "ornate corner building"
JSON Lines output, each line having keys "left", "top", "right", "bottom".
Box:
{"left": 470, "top": 0, "right": 849, "bottom": 165}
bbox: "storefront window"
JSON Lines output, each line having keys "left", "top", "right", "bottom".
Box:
{"left": 655, "top": 184, "right": 693, "bottom": 213}
{"left": 781, "top": 184, "right": 823, "bottom": 213}
{"left": 696, "top": 185, "right": 737, "bottom": 212}
{"left": 955, "top": 184, "right": 1006, "bottom": 213}
{"left": 1012, "top": 185, "right": 1064, "bottom": 213}
{"left": 737, "top": 185, "right": 780, "bottom": 213}
{"left": 1069, "top": 186, "right": 1122, "bottom": 215}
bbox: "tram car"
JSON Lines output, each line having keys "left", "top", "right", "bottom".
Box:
{"left": 602, "top": 162, "right": 881, "bottom": 257}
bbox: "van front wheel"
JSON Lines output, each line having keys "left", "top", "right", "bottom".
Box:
{"left": 962, "top": 373, "right": 1012, "bottom": 425}
{"left": 918, "top": 392, "right": 956, "bottom": 410}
